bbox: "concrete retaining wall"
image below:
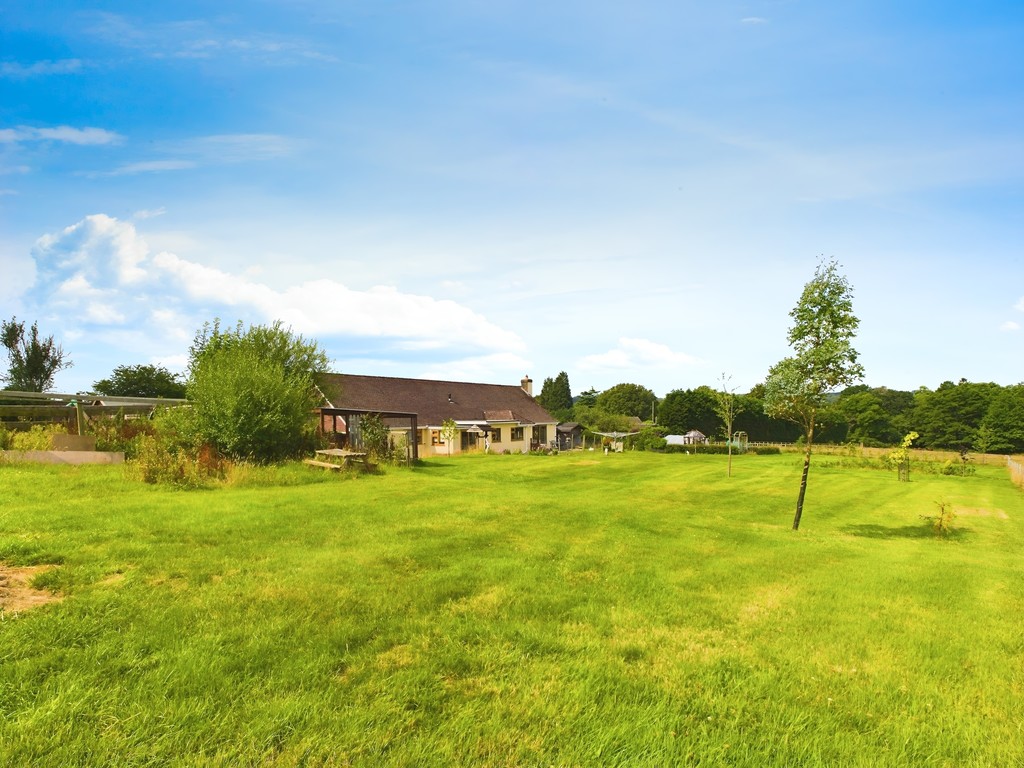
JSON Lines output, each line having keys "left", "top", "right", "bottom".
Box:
{"left": 2, "top": 450, "right": 124, "bottom": 465}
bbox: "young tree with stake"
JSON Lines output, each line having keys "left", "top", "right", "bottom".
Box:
{"left": 713, "top": 373, "right": 745, "bottom": 477}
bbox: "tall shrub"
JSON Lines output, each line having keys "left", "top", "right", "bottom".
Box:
{"left": 187, "top": 320, "right": 329, "bottom": 462}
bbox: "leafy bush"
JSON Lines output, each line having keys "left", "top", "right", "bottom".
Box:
{"left": 90, "top": 413, "right": 157, "bottom": 458}
{"left": 358, "top": 413, "right": 391, "bottom": 462}
{"left": 7, "top": 424, "right": 68, "bottom": 450}
{"left": 626, "top": 427, "right": 667, "bottom": 452}
{"left": 128, "top": 434, "right": 218, "bottom": 489}
{"left": 186, "top": 320, "right": 328, "bottom": 462}
{"left": 939, "top": 460, "right": 976, "bottom": 477}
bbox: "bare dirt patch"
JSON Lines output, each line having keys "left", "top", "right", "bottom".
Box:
{"left": 0, "top": 564, "right": 62, "bottom": 614}
{"left": 955, "top": 507, "right": 1009, "bottom": 520}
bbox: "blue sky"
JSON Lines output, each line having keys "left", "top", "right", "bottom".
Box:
{"left": 2, "top": 1, "right": 1021, "bottom": 397}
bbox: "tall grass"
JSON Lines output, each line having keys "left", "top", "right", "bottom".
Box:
{"left": 1, "top": 453, "right": 1022, "bottom": 766}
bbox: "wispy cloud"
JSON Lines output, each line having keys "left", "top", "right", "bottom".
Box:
{"left": 180, "top": 133, "right": 296, "bottom": 162}
{"left": 0, "top": 125, "right": 122, "bottom": 145}
{"left": 0, "top": 59, "right": 83, "bottom": 78}
{"left": 104, "top": 160, "right": 196, "bottom": 176}
{"left": 740, "top": 17, "right": 768, "bottom": 25}
{"left": 96, "top": 134, "right": 294, "bottom": 177}
{"left": 1016, "top": 296, "right": 1024, "bottom": 312}
{"left": 85, "top": 12, "right": 337, "bottom": 65}
{"left": 578, "top": 338, "right": 701, "bottom": 374}
{"left": 133, "top": 207, "right": 167, "bottom": 220}
{"left": 1000, "top": 320, "right": 1020, "bottom": 332}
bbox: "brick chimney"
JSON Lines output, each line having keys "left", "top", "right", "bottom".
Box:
{"left": 521, "top": 375, "right": 533, "bottom": 396}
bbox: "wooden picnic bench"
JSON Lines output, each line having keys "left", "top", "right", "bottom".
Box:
{"left": 303, "top": 458, "right": 344, "bottom": 471}
{"left": 306, "top": 448, "right": 373, "bottom": 472}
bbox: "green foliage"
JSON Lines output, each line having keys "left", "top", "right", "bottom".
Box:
{"left": 6, "top": 424, "right": 68, "bottom": 450}
{"left": 883, "top": 431, "right": 919, "bottom": 481}
{"left": 764, "top": 258, "right": 863, "bottom": 529}
{"left": 912, "top": 379, "right": 999, "bottom": 451}
{"left": 659, "top": 386, "right": 721, "bottom": 436}
{"left": 129, "top": 434, "right": 217, "bottom": 488}
{"left": 574, "top": 387, "right": 599, "bottom": 408}
{"left": 663, "top": 442, "right": 780, "bottom": 455}
{"left": 1, "top": 317, "right": 72, "bottom": 392}
{"left": 596, "top": 382, "right": 657, "bottom": 420}
{"left": 625, "top": 425, "right": 667, "bottom": 451}
{"left": 979, "top": 384, "right": 1024, "bottom": 453}
{"left": 93, "top": 364, "right": 187, "bottom": 398}
{"left": 574, "top": 405, "right": 634, "bottom": 433}
{"left": 358, "top": 413, "right": 393, "bottom": 463}
{"left": 89, "top": 413, "right": 158, "bottom": 458}
{"left": 186, "top": 320, "right": 329, "bottom": 462}
{"left": 537, "top": 371, "right": 573, "bottom": 414}
{"left": 440, "top": 418, "right": 458, "bottom": 457}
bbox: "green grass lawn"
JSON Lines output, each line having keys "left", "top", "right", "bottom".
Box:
{"left": 1, "top": 452, "right": 1022, "bottom": 767}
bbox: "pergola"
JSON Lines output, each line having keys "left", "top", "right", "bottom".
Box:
{"left": 317, "top": 407, "right": 419, "bottom": 461}
{"left": 0, "top": 390, "right": 187, "bottom": 432}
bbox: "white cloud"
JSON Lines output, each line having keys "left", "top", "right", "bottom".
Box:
{"left": 416, "top": 353, "right": 534, "bottom": 385}
{"left": 1016, "top": 296, "right": 1024, "bottom": 312}
{"left": 0, "top": 59, "right": 82, "bottom": 78}
{"left": 26, "top": 214, "right": 524, "bottom": 355}
{"left": 1001, "top": 320, "right": 1020, "bottom": 332}
{"left": 85, "top": 12, "right": 336, "bottom": 65}
{"left": 98, "top": 134, "right": 292, "bottom": 177}
{"left": 133, "top": 207, "right": 167, "bottom": 220}
{"left": 740, "top": 17, "right": 768, "bottom": 25}
{"left": 183, "top": 133, "right": 295, "bottom": 162}
{"left": 106, "top": 160, "right": 196, "bottom": 176}
{"left": 578, "top": 337, "right": 701, "bottom": 373}
{"left": 0, "top": 125, "right": 122, "bottom": 145}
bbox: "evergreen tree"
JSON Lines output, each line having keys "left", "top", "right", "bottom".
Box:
{"left": 537, "top": 371, "right": 572, "bottom": 413}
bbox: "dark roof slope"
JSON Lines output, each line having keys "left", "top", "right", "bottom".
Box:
{"left": 318, "top": 373, "right": 556, "bottom": 427}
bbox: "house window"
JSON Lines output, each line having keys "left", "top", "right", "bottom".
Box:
{"left": 490, "top": 428, "right": 501, "bottom": 443}
{"left": 431, "top": 430, "right": 443, "bottom": 445}
{"left": 510, "top": 427, "right": 524, "bottom": 442}
{"left": 417, "top": 429, "right": 425, "bottom": 445}
{"left": 532, "top": 425, "right": 547, "bottom": 443}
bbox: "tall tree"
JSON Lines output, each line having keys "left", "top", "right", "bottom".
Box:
{"left": 979, "top": 384, "right": 1024, "bottom": 454}
{"left": 713, "top": 373, "right": 746, "bottom": 477}
{"left": 659, "top": 386, "right": 721, "bottom": 436}
{"left": 763, "top": 259, "right": 863, "bottom": 530}
{"left": 94, "top": 364, "right": 187, "bottom": 398}
{"left": 1, "top": 317, "right": 72, "bottom": 392}
{"left": 537, "top": 371, "right": 573, "bottom": 416}
{"left": 596, "top": 382, "right": 658, "bottom": 421}
{"left": 912, "top": 379, "right": 999, "bottom": 450}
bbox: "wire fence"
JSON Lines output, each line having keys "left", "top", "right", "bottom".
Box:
{"left": 1009, "top": 456, "right": 1024, "bottom": 490}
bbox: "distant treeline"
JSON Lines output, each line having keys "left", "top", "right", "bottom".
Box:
{"left": 537, "top": 373, "right": 1024, "bottom": 454}
{"left": 664, "top": 380, "right": 1024, "bottom": 453}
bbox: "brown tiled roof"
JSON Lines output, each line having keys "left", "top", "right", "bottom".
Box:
{"left": 318, "top": 373, "right": 557, "bottom": 427}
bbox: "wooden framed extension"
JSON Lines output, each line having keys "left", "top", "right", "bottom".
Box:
{"left": 317, "top": 407, "right": 419, "bottom": 461}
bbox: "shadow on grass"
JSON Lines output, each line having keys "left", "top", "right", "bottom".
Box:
{"left": 841, "top": 523, "right": 972, "bottom": 541}
{"left": 409, "top": 460, "right": 454, "bottom": 471}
